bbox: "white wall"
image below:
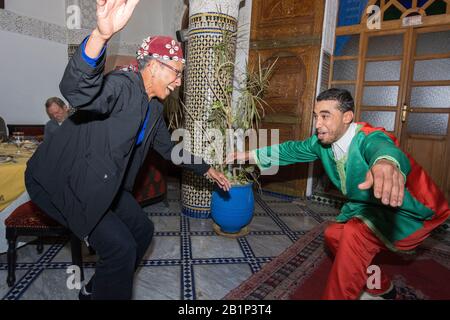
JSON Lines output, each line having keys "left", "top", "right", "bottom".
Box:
{"left": 0, "top": 30, "right": 68, "bottom": 125}
{"left": 161, "top": 0, "right": 187, "bottom": 38}
{"left": 232, "top": 0, "right": 252, "bottom": 107}
{"left": 119, "top": 0, "right": 165, "bottom": 44}
{"left": 306, "top": 0, "right": 338, "bottom": 197}
{"left": 5, "top": 0, "right": 66, "bottom": 27}
{"left": 0, "top": 0, "right": 171, "bottom": 125}
{"left": 0, "top": 0, "right": 200, "bottom": 124}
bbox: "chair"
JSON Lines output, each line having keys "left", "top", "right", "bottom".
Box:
{"left": 133, "top": 150, "right": 167, "bottom": 206}
{"left": 4, "top": 201, "right": 83, "bottom": 287}
{"left": 0, "top": 116, "right": 8, "bottom": 141}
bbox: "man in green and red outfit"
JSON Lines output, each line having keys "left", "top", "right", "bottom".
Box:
{"left": 231, "top": 88, "right": 449, "bottom": 300}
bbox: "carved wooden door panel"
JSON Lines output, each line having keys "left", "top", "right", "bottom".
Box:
{"left": 400, "top": 25, "right": 450, "bottom": 199}
{"left": 250, "top": 0, "right": 325, "bottom": 196}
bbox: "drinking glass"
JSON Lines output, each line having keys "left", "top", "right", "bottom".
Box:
{"left": 12, "top": 132, "right": 24, "bottom": 154}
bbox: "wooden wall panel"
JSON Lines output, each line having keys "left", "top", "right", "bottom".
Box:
{"left": 251, "top": 0, "right": 324, "bottom": 41}
{"left": 250, "top": 0, "right": 325, "bottom": 196}
{"left": 404, "top": 136, "right": 448, "bottom": 193}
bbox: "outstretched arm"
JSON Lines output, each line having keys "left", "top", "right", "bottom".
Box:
{"left": 60, "top": 0, "right": 140, "bottom": 109}
{"left": 226, "top": 138, "right": 319, "bottom": 169}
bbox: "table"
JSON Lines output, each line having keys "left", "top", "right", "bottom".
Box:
{"left": 0, "top": 143, "right": 33, "bottom": 210}
{"left": 0, "top": 142, "right": 36, "bottom": 253}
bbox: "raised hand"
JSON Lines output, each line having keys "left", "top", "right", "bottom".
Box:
{"left": 85, "top": 0, "right": 139, "bottom": 59}
{"left": 95, "top": 0, "right": 140, "bottom": 41}
{"left": 358, "top": 159, "right": 405, "bottom": 207}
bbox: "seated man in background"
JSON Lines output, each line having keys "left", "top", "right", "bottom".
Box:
{"left": 230, "top": 88, "right": 450, "bottom": 300}
{"left": 44, "top": 97, "right": 70, "bottom": 140}
{"left": 0, "top": 115, "right": 8, "bottom": 141}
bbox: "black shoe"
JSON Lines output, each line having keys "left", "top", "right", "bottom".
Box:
{"left": 78, "top": 279, "right": 93, "bottom": 300}
{"left": 380, "top": 285, "right": 397, "bottom": 299}
{"left": 360, "top": 284, "right": 397, "bottom": 300}
{"left": 78, "top": 286, "right": 92, "bottom": 300}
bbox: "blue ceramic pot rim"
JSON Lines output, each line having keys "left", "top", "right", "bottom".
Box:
{"left": 229, "top": 182, "right": 253, "bottom": 188}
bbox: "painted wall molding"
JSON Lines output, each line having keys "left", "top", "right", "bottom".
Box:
{"left": 0, "top": 9, "right": 141, "bottom": 57}
{"left": 0, "top": 9, "right": 67, "bottom": 43}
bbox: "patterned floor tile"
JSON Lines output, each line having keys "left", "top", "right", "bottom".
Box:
{"left": 193, "top": 264, "right": 253, "bottom": 300}
{"left": 267, "top": 202, "right": 304, "bottom": 215}
{"left": 151, "top": 216, "right": 181, "bottom": 233}
{"left": 188, "top": 217, "right": 215, "bottom": 232}
{"left": 0, "top": 242, "right": 51, "bottom": 264}
{"left": 278, "top": 215, "right": 320, "bottom": 232}
{"left": 190, "top": 236, "right": 245, "bottom": 259}
{"left": 247, "top": 216, "right": 282, "bottom": 232}
{"left": 245, "top": 234, "right": 294, "bottom": 258}
{"left": 143, "top": 236, "right": 181, "bottom": 260}
{"left": 133, "top": 265, "right": 181, "bottom": 300}
{"left": 0, "top": 270, "right": 27, "bottom": 299}
{"left": 19, "top": 268, "right": 95, "bottom": 300}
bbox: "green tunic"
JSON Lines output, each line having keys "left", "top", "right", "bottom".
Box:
{"left": 254, "top": 123, "right": 449, "bottom": 252}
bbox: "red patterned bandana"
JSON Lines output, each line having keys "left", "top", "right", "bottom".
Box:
{"left": 136, "top": 36, "right": 185, "bottom": 64}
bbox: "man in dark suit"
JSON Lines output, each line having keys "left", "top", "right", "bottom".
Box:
{"left": 25, "top": 0, "right": 230, "bottom": 300}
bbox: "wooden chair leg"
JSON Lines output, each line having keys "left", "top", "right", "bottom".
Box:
{"left": 163, "top": 189, "right": 170, "bottom": 208}
{"left": 7, "top": 235, "right": 17, "bottom": 287}
{"left": 36, "top": 237, "right": 44, "bottom": 254}
{"left": 70, "top": 234, "right": 84, "bottom": 283}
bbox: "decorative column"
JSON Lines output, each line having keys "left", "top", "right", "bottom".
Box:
{"left": 181, "top": 0, "right": 241, "bottom": 218}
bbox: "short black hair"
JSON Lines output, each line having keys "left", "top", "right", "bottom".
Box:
{"left": 316, "top": 88, "right": 354, "bottom": 113}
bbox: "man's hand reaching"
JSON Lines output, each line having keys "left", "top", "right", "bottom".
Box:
{"left": 358, "top": 159, "right": 405, "bottom": 207}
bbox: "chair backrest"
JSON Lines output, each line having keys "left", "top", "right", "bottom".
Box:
{"left": 0, "top": 116, "right": 8, "bottom": 141}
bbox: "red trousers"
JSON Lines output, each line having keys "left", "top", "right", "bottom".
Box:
{"left": 322, "top": 218, "right": 392, "bottom": 300}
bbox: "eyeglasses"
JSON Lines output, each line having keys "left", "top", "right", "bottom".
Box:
{"left": 156, "top": 60, "right": 183, "bottom": 79}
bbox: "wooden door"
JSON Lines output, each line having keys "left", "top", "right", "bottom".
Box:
{"left": 400, "top": 25, "right": 450, "bottom": 199}
{"left": 357, "top": 29, "right": 410, "bottom": 138}
{"left": 249, "top": 0, "right": 325, "bottom": 197}
{"left": 357, "top": 26, "right": 450, "bottom": 199}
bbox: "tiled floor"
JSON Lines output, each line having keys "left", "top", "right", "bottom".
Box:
{"left": 0, "top": 181, "right": 347, "bottom": 300}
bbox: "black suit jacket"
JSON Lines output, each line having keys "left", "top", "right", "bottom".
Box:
{"left": 25, "top": 43, "right": 209, "bottom": 239}
{"left": 44, "top": 119, "right": 60, "bottom": 141}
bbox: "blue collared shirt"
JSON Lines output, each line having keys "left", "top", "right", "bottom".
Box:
{"left": 80, "top": 36, "right": 107, "bottom": 67}
{"left": 136, "top": 105, "right": 150, "bottom": 146}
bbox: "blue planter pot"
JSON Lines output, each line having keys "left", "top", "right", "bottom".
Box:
{"left": 211, "top": 183, "right": 255, "bottom": 233}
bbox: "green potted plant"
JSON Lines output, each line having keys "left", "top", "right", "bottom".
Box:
{"left": 169, "top": 31, "right": 276, "bottom": 236}
{"left": 196, "top": 31, "right": 276, "bottom": 236}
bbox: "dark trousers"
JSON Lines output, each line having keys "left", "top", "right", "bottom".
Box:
{"left": 87, "top": 190, "right": 154, "bottom": 300}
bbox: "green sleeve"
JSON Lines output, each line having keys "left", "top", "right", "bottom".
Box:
{"left": 253, "top": 137, "right": 319, "bottom": 170}
{"left": 362, "top": 131, "right": 411, "bottom": 180}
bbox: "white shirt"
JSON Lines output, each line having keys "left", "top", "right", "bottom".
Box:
{"left": 331, "top": 123, "right": 357, "bottom": 161}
